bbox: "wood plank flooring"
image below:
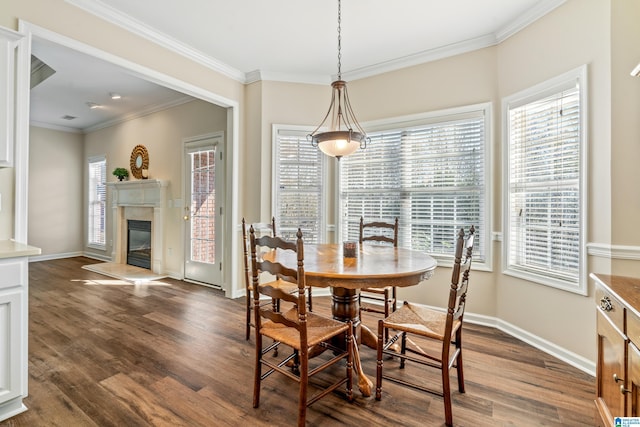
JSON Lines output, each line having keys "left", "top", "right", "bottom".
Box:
{"left": 1, "top": 257, "right": 596, "bottom": 426}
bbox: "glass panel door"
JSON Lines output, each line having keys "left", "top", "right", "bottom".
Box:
{"left": 184, "top": 135, "right": 223, "bottom": 286}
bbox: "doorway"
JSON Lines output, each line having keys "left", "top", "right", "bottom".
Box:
{"left": 183, "top": 133, "right": 224, "bottom": 287}
{"left": 17, "top": 22, "right": 240, "bottom": 297}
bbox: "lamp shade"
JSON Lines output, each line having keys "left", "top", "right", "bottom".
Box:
{"left": 315, "top": 130, "right": 364, "bottom": 158}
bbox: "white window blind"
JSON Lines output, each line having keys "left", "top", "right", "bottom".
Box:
{"left": 273, "top": 127, "right": 326, "bottom": 243}
{"left": 504, "top": 66, "right": 586, "bottom": 294}
{"left": 339, "top": 106, "right": 488, "bottom": 263}
{"left": 88, "top": 156, "right": 106, "bottom": 248}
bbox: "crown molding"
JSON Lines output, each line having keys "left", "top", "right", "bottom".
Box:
{"left": 32, "top": 96, "right": 195, "bottom": 134}
{"left": 84, "top": 95, "right": 194, "bottom": 133}
{"left": 66, "top": 0, "right": 567, "bottom": 85}
{"left": 343, "top": 0, "right": 566, "bottom": 82}
{"left": 248, "top": 69, "right": 330, "bottom": 85}
{"left": 341, "top": 33, "right": 498, "bottom": 82}
{"left": 495, "top": 0, "right": 566, "bottom": 42}
{"left": 0, "top": 26, "right": 23, "bottom": 40}
{"left": 65, "top": 0, "right": 246, "bottom": 83}
{"left": 29, "top": 120, "right": 83, "bottom": 134}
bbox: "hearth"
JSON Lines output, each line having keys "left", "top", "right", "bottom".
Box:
{"left": 127, "top": 220, "right": 151, "bottom": 269}
{"left": 107, "top": 179, "right": 167, "bottom": 274}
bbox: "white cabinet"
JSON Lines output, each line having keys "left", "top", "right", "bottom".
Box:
{"left": 0, "top": 241, "right": 40, "bottom": 422}
{"left": 0, "top": 258, "right": 28, "bottom": 421}
{"left": 0, "top": 27, "right": 22, "bottom": 168}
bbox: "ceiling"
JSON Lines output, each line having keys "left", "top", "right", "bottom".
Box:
{"left": 30, "top": 0, "right": 565, "bottom": 132}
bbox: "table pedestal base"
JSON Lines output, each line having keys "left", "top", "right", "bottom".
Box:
{"left": 330, "top": 287, "right": 376, "bottom": 397}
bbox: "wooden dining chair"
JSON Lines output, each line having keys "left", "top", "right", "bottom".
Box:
{"left": 243, "top": 217, "right": 314, "bottom": 340}
{"left": 250, "top": 226, "right": 353, "bottom": 427}
{"left": 375, "top": 225, "right": 475, "bottom": 427}
{"left": 242, "top": 217, "right": 292, "bottom": 340}
{"left": 271, "top": 216, "right": 313, "bottom": 311}
{"left": 359, "top": 217, "right": 399, "bottom": 340}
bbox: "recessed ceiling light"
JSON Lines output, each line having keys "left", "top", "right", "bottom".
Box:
{"left": 86, "top": 102, "right": 100, "bottom": 109}
{"left": 110, "top": 92, "right": 121, "bottom": 100}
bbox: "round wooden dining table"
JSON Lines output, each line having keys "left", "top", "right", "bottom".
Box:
{"left": 265, "top": 242, "right": 437, "bottom": 397}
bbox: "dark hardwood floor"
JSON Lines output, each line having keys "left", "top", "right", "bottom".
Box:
{"left": 1, "top": 257, "right": 596, "bottom": 426}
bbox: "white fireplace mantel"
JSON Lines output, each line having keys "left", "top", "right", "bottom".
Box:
{"left": 107, "top": 179, "right": 168, "bottom": 207}
{"left": 107, "top": 179, "right": 168, "bottom": 274}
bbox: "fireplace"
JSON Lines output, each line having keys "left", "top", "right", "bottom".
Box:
{"left": 127, "top": 220, "right": 151, "bottom": 269}
{"left": 107, "top": 179, "right": 167, "bottom": 274}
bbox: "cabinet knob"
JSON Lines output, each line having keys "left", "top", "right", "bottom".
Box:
{"left": 600, "top": 296, "right": 613, "bottom": 312}
{"left": 620, "top": 384, "right": 631, "bottom": 394}
{"left": 613, "top": 373, "right": 623, "bottom": 383}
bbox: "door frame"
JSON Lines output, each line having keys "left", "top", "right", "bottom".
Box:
{"left": 182, "top": 132, "right": 225, "bottom": 287}
{"left": 15, "top": 21, "right": 241, "bottom": 297}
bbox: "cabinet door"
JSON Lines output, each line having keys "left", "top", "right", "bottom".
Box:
{"left": 0, "top": 289, "right": 22, "bottom": 404}
{"left": 596, "top": 310, "right": 626, "bottom": 424}
{"left": 0, "top": 27, "right": 22, "bottom": 168}
{"left": 628, "top": 342, "right": 640, "bottom": 416}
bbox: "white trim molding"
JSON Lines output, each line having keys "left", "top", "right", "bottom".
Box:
{"left": 65, "top": 0, "right": 566, "bottom": 85}
{"left": 414, "top": 302, "right": 595, "bottom": 376}
{"left": 587, "top": 242, "right": 640, "bottom": 260}
{"left": 491, "top": 315, "right": 595, "bottom": 376}
{"left": 65, "top": 0, "right": 245, "bottom": 83}
{"left": 495, "top": 0, "right": 566, "bottom": 42}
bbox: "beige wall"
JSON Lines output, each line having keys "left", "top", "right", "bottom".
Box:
{"left": 242, "top": 81, "right": 264, "bottom": 222}
{"left": 610, "top": 0, "right": 640, "bottom": 275}
{"left": 28, "top": 127, "right": 83, "bottom": 255}
{"left": 259, "top": 81, "right": 332, "bottom": 220}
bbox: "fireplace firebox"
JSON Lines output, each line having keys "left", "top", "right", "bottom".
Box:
{"left": 127, "top": 220, "right": 151, "bottom": 269}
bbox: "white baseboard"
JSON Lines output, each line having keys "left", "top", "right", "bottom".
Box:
{"left": 29, "top": 251, "right": 84, "bottom": 262}
{"left": 81, "top": 252, "right": 111, "bottom": 262}
{"left": 491, "top": 315, "right": 596, "bottom": 376}
{"left": 419, "top": 306, "right": 596, "bottom": 376}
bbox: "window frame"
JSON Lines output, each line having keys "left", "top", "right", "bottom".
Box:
{"left": 272, "top": 124, "right": 329, "bottom": 243}
{"left": 337, "top": 103, "right": 493, "bottom": 270}
{"left": 87, "top": 155, "right": 107, "bottom": 250}
{"left": 502, "top": 65, "right": 588, "bottom": 295}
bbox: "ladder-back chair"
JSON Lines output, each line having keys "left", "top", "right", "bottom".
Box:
{"left": 243, "top": 217, "right": 299, "bottom": 340}
{"left": 359, "top": 217, "right": 399, "bottom": 340}
{"left": 375, "top": 225, "right": 475, "bottom": 427}
{"left": 250, "top": 226, "right": 353, "bottom": 426}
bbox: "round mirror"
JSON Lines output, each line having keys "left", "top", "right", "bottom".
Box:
{"left": 130, "top": 145, "right": 149, "bottom": 179}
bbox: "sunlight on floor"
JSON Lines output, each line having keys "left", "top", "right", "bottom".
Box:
{"left": 71, "top": 278, "right": 171, "bottom": 287}
{"left": 81, "top": 262, "right": 168, "bottom": 283}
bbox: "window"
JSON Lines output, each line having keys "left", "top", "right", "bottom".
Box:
{"left": 273, "top": 126, "right": 327, "bottom": 243}
{"left": 88, "top": 156, "right": 106, "bottom": 248}
{"left": 503, "top": 65, "right": 587, "bottom": 295}
{"left": 339, "top": 104, "right": 490, "bottom": 266}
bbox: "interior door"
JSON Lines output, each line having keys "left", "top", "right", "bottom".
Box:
{"left": 184, "top": 134, "right": 224, "bottom": 286}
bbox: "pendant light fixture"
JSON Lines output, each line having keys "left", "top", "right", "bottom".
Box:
{"left": 308, "top": 0, "right": 369, "bottom": 159}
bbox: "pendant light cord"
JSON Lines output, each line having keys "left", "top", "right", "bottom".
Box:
{"left": 337, "top": 0, "right": 342, "bottom": 80}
